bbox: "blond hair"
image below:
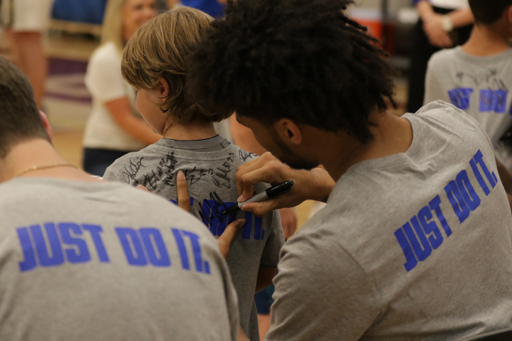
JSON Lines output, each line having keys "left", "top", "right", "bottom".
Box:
{"left": 122, "top": 7, "right": 229, "bottom": 123}
{"left": 101, "top": 0, "right": 128, "bottom": 53}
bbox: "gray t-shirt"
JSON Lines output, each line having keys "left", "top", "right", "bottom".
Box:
{"left": 0, "top": 178, "right": 239, "bottom": 341}
{"left": 266, "top": 101, "right": 512, "bottom": 341}
{"left": 104, "top": 135, "right": 284, "bottom": 341}
{"left": 425, "top": 47, "right": 512, "bottom": 171}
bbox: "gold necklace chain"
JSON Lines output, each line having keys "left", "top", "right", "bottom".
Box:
{"left": 15, "top": 163, "right": 78, "bottom": 178}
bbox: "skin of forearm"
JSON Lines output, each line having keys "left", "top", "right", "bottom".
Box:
{"left": 417, "top": 2, "right": 473, "bottom": 28}
{"left": 416, "top": 1, "right": 434, "bottom": 20}
{"left": 447, "top": 8, "right": 474, "bottom": 28}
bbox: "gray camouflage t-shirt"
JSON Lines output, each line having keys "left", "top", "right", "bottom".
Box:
{"left": 0, "top": 178, "right": 239, "bottom": 341}
{"left": 104, "top": 135, "right": 284, "bottom": 341}
{"left": 266, "top": 102, "right": 512, "bottom": 341}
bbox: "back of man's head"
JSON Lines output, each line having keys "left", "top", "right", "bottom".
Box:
{"left": 0, "top": 56, "right": 48, "bottom": 159}
{"left": 188, "top": 0, "right": 396, "bottom": 144}
{"left": 469, "top": 0, "right": 512, "bottom": 25}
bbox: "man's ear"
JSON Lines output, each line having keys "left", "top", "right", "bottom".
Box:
{"left": 274, "top": 118, "right": 303, "bottom": 145}
{"left": 158, "top": 77, "right": 170, "bottom": 102}
{"left": 39, "top": 111, "right": 53, "bottom": 141}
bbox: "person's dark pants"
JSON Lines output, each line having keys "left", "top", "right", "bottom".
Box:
{"left": 255, "top": 284, "right": 275, "bottom": 315}
{"left": 83, "top": 148, "right": 131, "bottom": 177}
{"left": 406, "top": 7, "right": 473, "bottom": 113}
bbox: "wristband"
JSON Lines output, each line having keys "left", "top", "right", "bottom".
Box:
{"left": 442, "top": 15, "right": 454, "bottom": 32}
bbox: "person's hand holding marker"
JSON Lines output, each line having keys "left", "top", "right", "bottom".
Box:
{"left": 235, "top": 152, "right": 336, "bottom": 217}
{"left": 221, "top": 180, "right": 294, "bottom": 215}
{"left": 175, "top": 170, "right": 245, "bottom": 258}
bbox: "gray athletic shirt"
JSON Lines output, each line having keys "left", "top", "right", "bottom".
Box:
{"left": 266, "top": 101, "right": 512, "bottom": 341}
{"left": 104, "top": 135, "right": 284, "bottom": 341}
{"left": 0, "top": 178, "right": 239, "bottom": 340}
{"left": 425, "top": 47, "right": 512, "bottom": 171}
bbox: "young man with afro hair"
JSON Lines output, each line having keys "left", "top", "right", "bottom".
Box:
{"left": 187, "top": 0, "right": 512, "bottom": 339}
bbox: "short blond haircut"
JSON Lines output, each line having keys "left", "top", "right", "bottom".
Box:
{"left": 101, "top": 0, "right": 128, "bottom": 54}
{"left": 122, "top": 7, "right": 228, "bottom": 123}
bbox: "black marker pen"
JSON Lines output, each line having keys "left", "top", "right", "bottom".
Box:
{"left": 221, "top": 180, "right": 294, "bottom": 215}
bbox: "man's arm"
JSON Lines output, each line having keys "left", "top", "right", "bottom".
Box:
{"left": 265, "top": 236, "right": 380, "bottom": 340}
{"left": 416, "top": 2, "right": 473, "bottom": 48}
{"left": 446, "top": 7, "right": 474, "bottom": 30}
{"left": 236, "top": 152, "right": 335, "bottom": 217}
{"left": 417, "top": 0, "right": 452, "bottom": 48}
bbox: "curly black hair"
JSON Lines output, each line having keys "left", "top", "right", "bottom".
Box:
{"left": 188, "top": 0, "right": 396, "bottom": 144}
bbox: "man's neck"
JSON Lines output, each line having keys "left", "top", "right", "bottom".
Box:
{"left": 0, "top": 139, "right": 100, "bottom": 183}
{"left": 317, "top": 112, "right": 413, "bottom": 182}
{"left": 462, "top": 23, "right": 511, "bottom": 57}
{"left": 162, "top": 120, "right": 218, "bottom": 141}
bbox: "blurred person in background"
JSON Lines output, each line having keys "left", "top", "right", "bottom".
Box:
{"left": 0, "top": 0, "right": 55, "bottom": 109}
{"left": 82, "top": 0, "right": 160, "bottom": 176}
{"left": 407, "top": 0, "right": 473, "bottom": 113}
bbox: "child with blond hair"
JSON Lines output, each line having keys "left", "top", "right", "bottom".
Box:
{"left": 103, "top": 8, "right": 284, "bottom": 341}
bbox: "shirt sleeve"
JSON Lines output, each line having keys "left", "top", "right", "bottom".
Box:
{"left": 260, "top": 209, "right": 284, "bottom": 267}
{"left": 265, "top": 233, "right": 381, "bottom": 341}
{"left": 85, "top": 46, "right": 129, "bottom": 103}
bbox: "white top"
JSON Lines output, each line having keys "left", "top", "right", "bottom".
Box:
{"left": 1, "top": 0, "right": 55, "bottom": 31}
{"left": 430, "top": 0, "right": 468, "bottom": 10}
{"left": 83, "top": 42, "right": 146, "bottom": 151}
